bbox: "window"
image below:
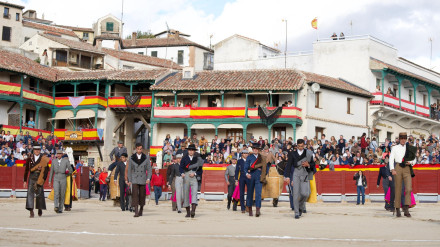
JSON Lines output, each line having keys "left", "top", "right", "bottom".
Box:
{"left": 315, "top": 127, "right": 325, "bottom": 140}
{"left": 177, "top": 50, "right": 184, "bottom": 65}
{"left": 347, "top": 97, "right": 352, "bottom": 114}
{"left": 151, "top": 51, "right": 157, "bottom": 57}
{"left": 409, "top": 90, "right": 413, "bottom": 102}
{"left": 376, "top": 78, "right": 381, "bottom": 91}
{"left": 138, "top": 52, "right": 144, "bottom": 55}
{"left": 423, "top": 94, "right": 427, "bottom": 106}
{"left": 226, "top": 129, "right": 243, "bottom": 143}
{"left": 203, "top": 52, "right": 214, "bottom": 70}
{"left": 24, "top": 37, "right": 30, "bottom": 42}
{"left": 82, "top": 32, "right": 89, "bottom": 40}
{"left": 15, "top": 13, "right": 19, "bottom": 21}
{"left": 106, "top": 22, "right": 114, "bottom": 31}
{"left": 315, "top": 92, "right": 321, "bottom": 108}
{"left": 273, "top": 127, "right": 286, "bottom": 141}
{"left": 3, "top": 7, "right": 9, "bottom": 18}
{"left": 2, "top": 26, "right": 11, "bottom": 41}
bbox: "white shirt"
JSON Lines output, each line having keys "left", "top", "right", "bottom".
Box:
{"left": 57, "top": 159, "right": 61, "bottom": 166}
{"left": 136, "top": 153, "right": 142, "bottom": 160}
{"left": 189, "top": 155, "right": 193, "bottom": 161}
{"left": 297, "top": 149, "right": 304, "bottom": 156}
{"left": 389, "top": 144, "right": 415, "bottom": 170}
{"left": 33, "top": 155, "right": 40, "bottom": 161}
{"left": 357, "top": 176, "right": 363, "bottom": 186}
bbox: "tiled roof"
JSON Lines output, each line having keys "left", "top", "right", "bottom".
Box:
{"left": 122, "top": 36, "right": 211, "bottom": 51}
{"left": 23, "top": 21, "right": 77, "bottom": 37}
{"left": 0, "top": 1, "right": 24, "bottom": 9}
{"left": 55, "top": 24, "right": 93, "bottom": 32}
{"left": 152, "top": 69, "right": 305, "bottom": 91}
{"left": 370, "top": 57, "right": 440, "bottom": 88}
{"left": 0, "top": 49, "right": 170, "bottom": 82}
{"left": 152, "top": 69, "right": 371, "bottom": 97}
{"left": 215, "top": 34, "right": 280, "bottom": 53}
{"left": 0, "top": 49, "right": 57, "bottom": 81}
{"left": 103, "top": 48, "right": 181, "bottom": 70}
{"left": 301, "top": 71, "right": 372, "bottom": 97}
{"left": 40, "top": 33, "right": 104, "bottom": 54}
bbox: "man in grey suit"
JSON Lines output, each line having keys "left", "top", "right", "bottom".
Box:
{"left": 284, "top": 139, "right": 315, "bottom": 219}
{"left": 49, "top": 150, "right": 72, "bottom": 213}
{"left": 110, "top": 141, "right": 128, "bottom": 162}
{"left": 225, "top": 157, "right": 237, "bottom": 210}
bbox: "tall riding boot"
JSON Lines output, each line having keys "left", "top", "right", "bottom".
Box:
{"left": 227, "top": 196, "right": 232, "bottom": 210}
{"left": 29, "top": 210, "right": 34, "bottom": 218}
{"left": 133, "top": 206, "right": 139, "bottom": 217}
{"left": 185, "top": 207, "right": 191, "bottom": 218}
{"left": 272, "top": 198, "right": 278, "bottom": 207}
{"left": 139, "top": 206, "right": 144, "bottom": 216}
{"left": 395, "top": 208, "right": 401, "bottom": 217}
{"left": 256, "top": 207, "right": 261, "bottom": 217}
{"left": 232, "top": 200, "right": 238, "bottom": 211}
{"left": 38, "top": 209, "right": 42, "bottom": 217}
{"left": 403, "top": 205, "right": 411, "bottom": 217}
{"left": 248, "top": 206, "right": 253, "bottom": 217}
{"left": 191, "top": 203, "right": 197, "bottom": 218}
{"left": 172, "top": 201, "right": 177, "bottom": 211}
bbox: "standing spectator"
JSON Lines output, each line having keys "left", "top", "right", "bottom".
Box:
{"left": 370, "top": 137, "right": 378, "bottom": 153}
{"left": 94, "top": 167, "right": 101, "bottom": 194}
{"left": 76, "top": 160, "right": 84, "bottom": 170}
{"left": 151, "top": 168, "right": 165, "bottom": 205}
{"left": 353, "top": 170, "right": 367, "bottom": 205}
{"left": 27, "top": 117, "right": 35, "bottom": 128}
{"left": 360, "top": 133, "right": 368, "bottom": 154}
{"left": 99, "top": 167, "right": 108, "bottom": 201}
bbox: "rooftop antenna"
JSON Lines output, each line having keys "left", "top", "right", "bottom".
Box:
{"left": 350, "top": 20, "right": 353, "bottom": 36}
{"left": 165, "top": 22, "right": 171, "bottom": 69}
{"left": 121, "top": 0, "right": 124, "bottom": 38}
{"left": 429, "top": 37, "right": 433, "bottom": 67}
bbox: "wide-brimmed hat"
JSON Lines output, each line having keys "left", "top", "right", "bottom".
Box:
{"left": 56, "top": 149, "right": 63, "bottom": 154}
{"left": 176, "top": 153, "right": 183, "bottom": 159}
{"left": 399, "top": 132, "right": 408, "bottom": 139}
{"left": 241, "top": 149, "right": 249, "bottom": 154}
{"left": 187, "top": 144, "right": 197, "bottom": 151}
{"left": 251, "top": 143, "right": 262, "bottom": 149}
{"left": 33, "top": 145, "right": 41, "bottom": 150}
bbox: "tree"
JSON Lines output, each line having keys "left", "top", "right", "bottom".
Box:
{"left": 126, "top": 30, "right": 155, "bottom": 39}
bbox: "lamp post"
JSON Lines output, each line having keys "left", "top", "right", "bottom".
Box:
{"left": 282, "top": 19, "right": 287, "bottom": 68}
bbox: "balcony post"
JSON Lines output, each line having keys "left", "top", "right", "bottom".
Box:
{"left": 187, "top": 123, "right": 192, "bottom": 141}
{"left": 35, "top": 106, "right": 40, "bottom": 129}
{"left": 268, "top": 125, "right": 272, "bottom": 143}
{"left": 396, "top": 76, "right": 403, "bottom": 110}
{"left": 73, "top": 83, "right": 78, "bottom": 97}
{"left": 221, "top": 91, "right": 224, "bottom": 107}
{"left": 380, "top": 70, "right": 387, "bottom": 106}
{"left": 20, "top": 74, "right": 23, "bottom": 98}
{"left": 151, "top": 91, "right": 155, "bottom": 117}
{"left": 19, "top": 103, "right": 23, "bottom": 131}
{"left": 94, "top": 108, "right": 98, "bottom": 128}
{"left": 36, "top": 79, "right": 40, "bottom": 93}
{"left": 104, "top": 83, "right": 109, "bottom": 99}
{"left": 269, "top": 91, "right": 273, "bottom": 107}
{"left": 95, "top": 81, "right": 100, "bottom": 96}
{"left": 410, "top": 80, "right": 418, "bottom": 115}
{"left": 243, "top": 124, "right": 247, "bottom": 142}
{"left": 197, "top": 92, "right": 201, "bottom": 107}
{"left": 245, "top": 92, "right": 248, "bottom": 118}
{"left": 294, "top": 90, "right": 298, "bottom": 107}
{"left": 52, "top": 84, "right": 56, "bottom": 98}
{"left": 51, "top": 110, "right": 56, "bottom": 132}
{"left": 293, "top": 123, "right": 297, "bottom": 142}
{"left": 174, "top": 91, "right": 177, "bottom": 106}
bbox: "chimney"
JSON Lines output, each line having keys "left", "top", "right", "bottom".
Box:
{"left": 174, "top": 30, "right": 180, "bottom": 38}
{"left": 132, "top": 32, "right": 137, "bottom": 45}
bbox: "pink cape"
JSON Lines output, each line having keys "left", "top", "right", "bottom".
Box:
{"left": 232, "top": 182, "right": 240, "bottom": 200}
{"left": 170, "top": 188, "right": 192, "bottom": 203}
{"left": 385, "top": 187, "right": 416, "bottom": 208}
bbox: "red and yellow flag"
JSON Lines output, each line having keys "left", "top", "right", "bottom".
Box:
{"left": 311, "top": 17, "right": 318, "bottom": 29}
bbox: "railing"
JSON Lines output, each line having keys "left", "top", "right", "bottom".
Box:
{"left": 248, "top": 107, "right": 302, "bottom": 119}
{"left": 1, "top": 125, "right": 51, "bottom": 138}
{"left": 0, "top": 81, "right": 20, "bottom": 95}
{"left": 55, "top": 96, "right": 107, "bottom": 108}
{"left": 54, "top": 129, "right": 103, "bottom": 141}
{"left": 108, "top": 96, "right": 152, "bottom": 108}
{"left": 316, "top": 34, "right": 395, "bottom": 48}
{"left": 370, "top": 92, "right": 430, "bottom": 117}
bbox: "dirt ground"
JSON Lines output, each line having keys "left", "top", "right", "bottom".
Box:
{"left": 0, "top": 197, "right": 439, "bottom": 247}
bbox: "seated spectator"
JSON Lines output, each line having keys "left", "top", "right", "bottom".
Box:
{"left": 192, "top": 100, "right": 198, "bottom": 108}
{"left": 23, "top": 132, "right": 32, "bottom": 144}
{"left": 339, "top": 155, "right": 349, "bottom": 165}
{"left": 0, "top": 151, "right": 7, "bottom": 164}
{"left": 331, "top": 32, "right": 337, "bottom": 40}
{"left": 162, "top": 101, "right": 170, "bottom": 107}
{"left": 4, "top": 131, "right": 14, "bottom": 142}
{"left": 5, "top": 154, "right": 17, "bottom": 167}
{"left": 177, "top": 101, "right": 183, "bottom": 107}
{"left": 163, "top": 141, "right": 173, "bottom": 154}
{"left": 329, "top": 156, "right": 339, "bottom": 171}
{"left": 27, "top": 118, "right": 36, "bottom": 128}
{"left": 163, "top": 150, "right": 172, "bottom": 163}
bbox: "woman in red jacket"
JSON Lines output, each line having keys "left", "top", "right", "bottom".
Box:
{"left": 360, "top": 133, "right": 368, "bottom": 155}
{"left": 99, "top": 167, "right": 108, "bottom": 201}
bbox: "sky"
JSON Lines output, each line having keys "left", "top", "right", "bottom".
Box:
{"left": 16, "top": 0, "right": 440, "bottom": 71}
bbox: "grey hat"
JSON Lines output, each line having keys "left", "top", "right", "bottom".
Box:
{"left": 241, "top": 149, "right": 249, "bottom": 154}
{"left": 176, "top": 153, "right": 183, "bottom": 159}
{"left": 33, "top": 145, "right": 41, "bottom": 150}
{"left": 232, "top": 156, "right": 237, "bottom": 160}
{"left": 118, "top": 140, "right": 124, "bottom": 144}
{"left": 56, "top": 149, "right": 64, "bottom": 155}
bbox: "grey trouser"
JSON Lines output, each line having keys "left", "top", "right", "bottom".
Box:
{"left": 183, "top": 171, "right": 198, "bottom": 207}
{"left": 175, "top": 176, "right": 184, "bottom": 211}
{"left": 53, "top": 177, "right": 67, "bottom": 211}
{"left": 293, "top": 167, "right": 310, "bottom": 216}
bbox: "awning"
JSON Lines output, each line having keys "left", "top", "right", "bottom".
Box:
{"left": 191, "top": 124, "right": 216, "bottom": 129}
{"left": 70, "top": 109, "right": 95, "bottom": 119}
{"left": 217, "top": 124, "right": 243, "bottom": 129}
{"left": 48, "top": 110, "right": 74, "bottom": 120}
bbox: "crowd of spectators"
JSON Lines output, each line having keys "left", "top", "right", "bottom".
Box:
{"left": 0, "top": 130, "right": 64, "bottom": 167}
{"left": 160, "top": 132, "right": 440, "bottom": 170}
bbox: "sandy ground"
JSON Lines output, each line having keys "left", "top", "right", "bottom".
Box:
{"left": 0, "top": 196, "right": 439, "bottom": 247}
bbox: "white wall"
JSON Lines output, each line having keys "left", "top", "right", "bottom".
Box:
{"left": 0, "top": 5, "right": 23, "bottom": 48}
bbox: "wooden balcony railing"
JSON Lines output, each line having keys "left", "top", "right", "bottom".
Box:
{"left": 370, "top": 92, "right": 430, "bottom": 117}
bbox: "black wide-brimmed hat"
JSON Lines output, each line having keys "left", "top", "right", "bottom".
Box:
{"left": 187, "top": 144, "right": 197, "bottom": 151}
{"left": 251, "top": 143, "right": 262, "bottom": 149}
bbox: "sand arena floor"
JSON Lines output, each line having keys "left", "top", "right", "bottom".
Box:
{"left": 0, "top": 198, "right": 439, "bottom": 247}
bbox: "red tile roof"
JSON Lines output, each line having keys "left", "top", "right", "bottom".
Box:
{"left": 23, "top": 21, "right": 77, "bottom": 37}
{"left": 40, "top": 33, "right": 104, "bottom": 54}
{"left": 152, "top": 69, "right": 371, "bottom": 97}
{"left": 0, "top": 1, "right": 24, "bottom": 9}
{"left": 122, "top": 36, "right": 211, "bottom": 51}
{"left": 370, "top": 57, "right": 440, "bottom": 88}
{"left": 55, "top": 24, "right": 93, "bottom": 32}
{"left": 103, "top": 48, "right": 181, "bottom": 70}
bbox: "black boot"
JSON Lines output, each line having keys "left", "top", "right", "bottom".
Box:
{"left": 395, "top": 208, "right": 401, "bottom": 217}
{"left": 134, "top": 206, "right": 139, "bottom": 217}
{"left": 191, "top": 203, "right": 197, "bottom": 218}
{"left": 185, "top": 207, "right": 191, "bottom": 218}
{"left": 272, "top": 198, "right": 278, "bottom": 207}
{"left": 248, "top": 207, "right": 253, "bottom": 217}
{"left": 139, "top": 206, "right": 144, "bottom": 216}
{"left": 403, "top": 205, "right": 411, "bottom": 217}
{"left": 232, "top": 200, "right": 237, "bottom": 211}
{"left": 227, "top": 196, "right": 231, "bottom": 210}
{"left": 38, "top": 209, "right": 43, "bottom": 217}
{"left": 256, "top": 207, "right": 261, "bottom": 217}
{"left": 29, "top": 210, "right": 34, "bottom": 218}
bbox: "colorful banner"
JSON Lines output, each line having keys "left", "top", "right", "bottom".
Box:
{"left": 248, "top": 107, "right": 302, "bottom": 119}
{"left": 55, "top": 96, "right": 107, "bottom": 108}
{"left": 149, "top": 146, "right": 163, "bottom": 157}
{"left": 22, "top": 90, "right": 54, "bottom": 105}
{"left": 0, "top": 81, "right": 20, "bottom": 95}
{"left": 108, "top": 96, "right": 152, "bottom": 108}
{"left": 190, "top": 107, "right": 245, "bottom": 119}
{"left": 1, "top": 125, "right": 50, "bottom": 138}
{"left": 154, "top": 107, "right": 191, "bottom": 118}
{"left": 65, "top": 131, "right": 83, "bottom": 140}
{"left": 68, "top": 96, "right": 85, "bottom": 109}
{"left": 311, "top": 17, "right": 318, "bottom": 29}
{"left": 54, "top": 129, "right": 101, "bottom": 141}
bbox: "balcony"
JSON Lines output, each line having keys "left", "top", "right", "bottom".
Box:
{"left": 54, "top": 129, "right": 103, "bottom": 141}
{"left": 0, "top": 81, "right": 20, "bottom": 95}
{"left": 1, "top": 125, "right": 51, "bottom": 138}
{"left": 153, "top": 106, "right": 302, "bottom": 120}
{"left": 54, "top": 96, "right": 107, "bottom": 108}
{"left": 108, "top": 96, "right": 151, "bottom": 112}
{"left": 370, "top": 92, "right": 430, "bottom": 117}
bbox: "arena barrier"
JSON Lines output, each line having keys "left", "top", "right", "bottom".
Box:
{"left": 2, "top": 164, "right": 439, "bottom": 202}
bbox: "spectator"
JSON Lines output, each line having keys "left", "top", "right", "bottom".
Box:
{"left": 5, "top": 153, "right": 17, "bottom": 167}
{"left": 331, "top": 32, "right": 337, "bottom": 40}
{"left": 151, "top": 168, "right": 165, "bottom": 205}
{"left": 353, "top": 170, "right": 367, "bottom": 205}
{"left": 339, "top": 32, "right": 345, "bottom": 40}
{"left": 24, "top": 132, "right": 32, "bottom": 144}
{"left": 27, "top": 117, "right": 35, "bottom": 128}
{"left": 76, "top": 160, "right": 84, "bottom": 170}
{"left": 99, "top": 167, "right": 108, "bottom": 201}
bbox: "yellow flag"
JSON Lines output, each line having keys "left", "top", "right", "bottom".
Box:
{"left": 311, "top": 18, "right": 318, "bottom": 29}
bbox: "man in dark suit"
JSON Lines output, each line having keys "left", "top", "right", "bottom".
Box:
{"left": 235, "top": 149, "right": 250, "bottom": 213}
{"left": 244, "top": 143, "right": 266, "bottom": 217}
{"left": 113, "top": 153, "right": 129, "bottom": 211}
{"left": 377, "top": 165, "right": 393, "bottom": 211}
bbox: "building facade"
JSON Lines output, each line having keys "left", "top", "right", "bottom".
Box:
{"left": 0, "top": 1, "right": 24, "bottom": 48}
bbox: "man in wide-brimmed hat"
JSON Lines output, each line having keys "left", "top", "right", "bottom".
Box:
{"left": 244, "top": 143, "right": 266, "bottom": 217}
{"left": 235, "top": 149, "right": 250, "bottom": 213}
{"left": 389, "top": 132, "right": 416, "bottom": 217}
{"left": 48, "top": 149, "right": 72, "bottom": 213}
{"left": 179, "top": 144, "right": 203, "bottom": 218}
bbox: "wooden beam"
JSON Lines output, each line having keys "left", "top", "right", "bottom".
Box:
{"left": 134, "top": 124, "right": 145, "bottom": 138}
{"left": 137, "top": 114, "right": 150, "bottom": 132}
{"left": 7, "top": 102, "right": 17, "bottom": 113}
{"left": 113, "top": 115, "right": 127, "bottom": 133}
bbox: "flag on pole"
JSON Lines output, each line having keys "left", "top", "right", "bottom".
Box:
{"left": 311, "top": 17, "right": 318, "bottom": 29}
